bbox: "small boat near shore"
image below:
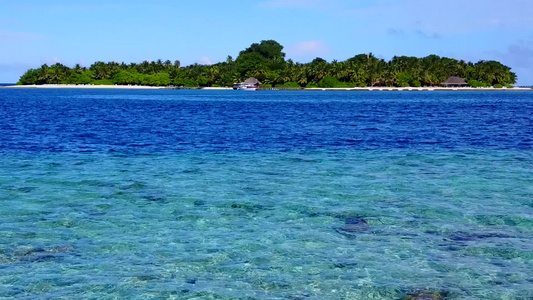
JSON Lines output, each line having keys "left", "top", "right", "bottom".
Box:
{"left": 234, "top": 84, "right": 258, "bottom": 91}
{"left": 234, "top": 77, "right": 261, "bottom": 91}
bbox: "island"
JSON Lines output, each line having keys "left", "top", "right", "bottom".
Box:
{"left": 16, "top": 40, "right": 517, "bottom": 89}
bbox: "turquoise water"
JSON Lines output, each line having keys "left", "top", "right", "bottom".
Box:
{"left": 0, "top": 90, "right": 532, "bottom": 299}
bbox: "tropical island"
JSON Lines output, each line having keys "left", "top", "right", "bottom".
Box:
{"left": 16, "top": 40, "right": 517, "bottom": 89}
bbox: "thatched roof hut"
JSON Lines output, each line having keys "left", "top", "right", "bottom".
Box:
{"left": 233, "top": 77, "right": 262, "bottom": 90}
{"left": 243, "top": 77, "right": 261, "bottom": 86}
{"left": 442, "top": 76, "right": 468, "bottom": 87}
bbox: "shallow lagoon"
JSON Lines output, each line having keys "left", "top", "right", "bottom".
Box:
{"left": 0, "top": 90, "right": 531, "bottom": 299}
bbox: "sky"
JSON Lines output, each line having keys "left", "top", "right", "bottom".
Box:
{"left": 1, "top": 0, "right": 533, "bottom": 84}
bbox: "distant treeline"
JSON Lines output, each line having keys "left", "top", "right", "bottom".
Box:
{"left": 18, "top": 40, "right": 517, "bottom": 88}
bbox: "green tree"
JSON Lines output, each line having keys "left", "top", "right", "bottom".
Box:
{"left": 16, "top": 40, "right": 517, "bottom": 88}
{"left": 318, "top": 76, "right": 340, "bottom": 88}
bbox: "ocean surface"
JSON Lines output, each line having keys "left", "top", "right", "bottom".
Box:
{"left": 0, "top": 89, "right": 531, "bottom": 299}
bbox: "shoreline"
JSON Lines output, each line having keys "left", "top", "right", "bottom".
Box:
{"left": 2, "top": 84, "right": 532, "bottom": 91}
{"left": 1, "top": 84, "right": 166, "bottom": 90}
{"left": 304, "top": 87, "right": 533, "bottom": 91}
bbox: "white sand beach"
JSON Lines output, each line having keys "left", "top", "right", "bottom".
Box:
{"left": 2, "top": 84, "right": 167, "bottom": 89}
{"left": 2, "top": 84, "right": 531, "bottom": 91}
{"left": 202, "top": 87, "right": 234, "bottom": 90}
{"left": 305, "top": 87, "right": 533, "bottom": 91}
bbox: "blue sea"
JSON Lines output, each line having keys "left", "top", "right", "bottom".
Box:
{"left": 0, "top": 89, "right": 531, "bottom": 299}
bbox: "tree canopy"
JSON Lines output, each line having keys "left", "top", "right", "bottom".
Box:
{"left": 17, "top": 40, "right": 517, "bottom": 87}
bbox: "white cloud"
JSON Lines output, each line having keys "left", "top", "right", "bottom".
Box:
{"left": 198, "top": 56, "right": 213, "bottom": 65}
{"left": 286, "top": 40, "right": 330, "bottom": 59}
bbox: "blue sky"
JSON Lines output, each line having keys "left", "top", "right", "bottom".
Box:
{"left": 1, "top": 0, "right": 533, "bottom": 84}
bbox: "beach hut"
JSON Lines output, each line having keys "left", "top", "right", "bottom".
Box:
{"left": 234, "top": 77, "right": 262, "bottom": 90}
{"left": 441, "top": 76, "right": 468, "bottom": 87}
{"left": 243, "top": 77, "right": 261, "bottom": 87}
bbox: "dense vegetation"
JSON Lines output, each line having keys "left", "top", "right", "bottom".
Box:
{"left": 18, "top": 40, "right": 517, "bottom": 87}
